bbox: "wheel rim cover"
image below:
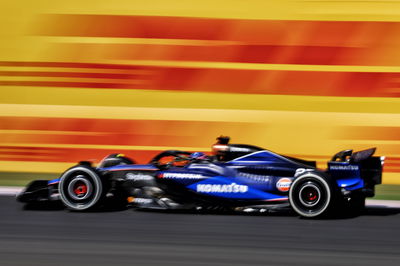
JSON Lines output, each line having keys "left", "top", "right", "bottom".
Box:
{"left": 299, "top": 182, "right": 321, "bottom": 207}
{"left": 67, "top": 176, "right": 93, "bottom": 200}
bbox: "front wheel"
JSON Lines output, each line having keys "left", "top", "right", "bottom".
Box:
{"left": 289, "top": 172, "right": 334, "bottom": 218}
{"left": 59, "top": 166, "right": 104, "bottom": 211}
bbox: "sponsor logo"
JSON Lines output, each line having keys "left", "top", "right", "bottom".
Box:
{"left": 238, "top": 173, "right": 271, "bottom": 182}
{"left": 330, "top": 165, "right": 359, "bottom": 170}
{"left": 294, "top": 168, "right": 315, "bottom": 177}
{"left": 126, "top": 173, "right": 154, "bottom": 181}
{"left": 134, "top": 198, "right": 154, "bottom": 204}
{"left": 276, "top": 178, "right": 292, "bottom": 192}
{"left": 196, "top": 183, "right": 248, "bottom": 193}
{"left": 160, "top": 173, "right": 204, "bottom": 179}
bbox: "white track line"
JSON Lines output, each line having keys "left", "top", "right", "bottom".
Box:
{"left": 2, "top": 186, "right": 400, "bottom": 207}
{"left": 0, "top": 186, "right": 23, "bottom": 196}
{"left": 366, "top": 199, "right": 400, "bottom": 208}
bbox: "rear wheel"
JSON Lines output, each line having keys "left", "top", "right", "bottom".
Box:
{"left": 59, "top": 166, "right": 104, "bottom": 211}
{"left": 289, "top": 172, "right": 334, "bottom": 218}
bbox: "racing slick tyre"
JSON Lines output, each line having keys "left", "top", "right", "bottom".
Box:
{"left": 289, "top": 172, "right": 336, "bottom": 218}
{"left": 59, "top": 165, "right": 104, "bottom": 211}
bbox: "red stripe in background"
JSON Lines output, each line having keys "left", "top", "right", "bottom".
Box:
{"left": 0, "top": 64, "right": 398, "bottom": 97}
{"left": 0, "top": 146, "right": 160, "bottom": 164}
{"left": 1, "top": 15, "right": 399, "bottom": 97}
{"left": 32, "top": 14, "right": 400, "bottom": 66}
{"left": 34, "top": 15, "right": 232, "bottom": 40}
{"left": 32, "top": 14, "right": 392, "bottom": 44}
{"left": 0, "top": 117, "right": 253, "bottom": 133}
{"left": 0, "top": 117, "right": 261, "bottom": 147}
{"left": 0, "top": 81, "right": 143, "bottom": 89}
{"left": 0, "top": 71, "right": 142, "bottom": 80}
{"left": 49, "top": 42, "right": 361, "bottom": 66}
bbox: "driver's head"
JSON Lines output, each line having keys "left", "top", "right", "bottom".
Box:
{"left": 212, "top": 136, "right": 230, "bottom": 161}
{"left": 190, "top": 152, "right": 208, "bottom": 160}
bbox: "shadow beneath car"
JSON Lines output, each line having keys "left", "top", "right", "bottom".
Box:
{"left": 136, "top": 205, "right": 400, "bottom": 219}
{"left": 23, "top": 201, "right": 65, "bottom": 211}
{"left": 302, "top": 205, "right": 400, "bottom": 220}
{"left": 20, "top": 200, "right": 400, "bottom": 218}
{"left": 364, "top": 205, "right": 400, "bottom": 216}
{"left": 21, "top": 198, "right": 129, "bottom": 213}
{"left": 135, "top": 206, "right": 298, "bottom": 217}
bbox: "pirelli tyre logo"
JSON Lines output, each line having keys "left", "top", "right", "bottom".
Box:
{"left": 196, "top": 183, "right": 248, "bottom": 193}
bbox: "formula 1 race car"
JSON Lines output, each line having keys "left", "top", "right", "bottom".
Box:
{"left": 17, "top": 136, "right": 384, "bottom": 218}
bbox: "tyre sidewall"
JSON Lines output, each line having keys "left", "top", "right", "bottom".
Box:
{"left": 289, "top": 172, "right": 334, "bottom": 218}
{"left": 59, "top": 166, "right": 103, "bottom": 211}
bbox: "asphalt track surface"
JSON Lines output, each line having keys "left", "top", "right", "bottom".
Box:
{"left": 1, "top": 196, "right": 400, "bottom": 266}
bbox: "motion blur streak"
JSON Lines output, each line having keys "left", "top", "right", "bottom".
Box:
{"left": 1, "top": 1, "right": 400, "bottom": 184}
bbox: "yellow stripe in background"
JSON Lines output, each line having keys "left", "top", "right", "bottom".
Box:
{"left": 1, "top": 104, "right": 400, "bottom": 126}
{"left": 37, "top": 36, "right": 239, "bottom": 46}
{"left": 0, "top": 143, "right": 210, "bottom": 152}
{"left": 6, "top": 61, "right": 400, "bottom": 73}
{"left": 5, "top": 60, "right": 400, "bottom": 73}
{"left": 2, "top": 0, "right": 400, "bottom": 22}
{"left": 0, "top": 161, "right": 74, "bottom": 173}
{"left": 0, "top": 130, "right": 107, "bottom": 136}
{"left": 382, "top": 173, "right": 400, "bottom": 185}
{"left": 1, "top": 87, "right": 400, "bottom": 114}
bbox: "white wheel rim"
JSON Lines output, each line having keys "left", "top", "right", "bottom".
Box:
{"left": 67, "top": 176, "right": 93, "bottom": 201}
{"left": 289, "top": 173, "right": 331, "bottom": 218}
{"left": 298, "top": 182, "right": 321, "bottom": 207}
{"left": 59, "top": 167, "right": 102, "bottom": 210}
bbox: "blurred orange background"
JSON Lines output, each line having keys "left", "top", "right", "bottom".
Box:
{"left": 1, "top": 0, "right": 400, "bottom": 183}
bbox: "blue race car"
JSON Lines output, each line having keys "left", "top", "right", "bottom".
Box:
{"left": 17, "top": 136, "right": 384, "bottom": 218}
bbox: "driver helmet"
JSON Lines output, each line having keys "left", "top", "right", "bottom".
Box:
{"left": 190, "top": 152, "right": 208, "bottom": 160}
{"left": 212, "top": 136, "right": 230, "bottom": 161}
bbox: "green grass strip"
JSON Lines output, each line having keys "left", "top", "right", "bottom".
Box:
{"left": 374, "top": 184, "right": 400, "bottom": 201}
{"left": 0, "top": 172, "right": 59, "bottom": 187}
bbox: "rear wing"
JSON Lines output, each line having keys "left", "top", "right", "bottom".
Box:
{"left": 330, "top": 148, "right": 384, "bottom": 186}
{"left": 350, "top": 148, "right": 377, "bottom": 163}
{"left": 331, "top": 148, "right": 377, "bottom": 163}
{"left": 358, "top": 155, "right": 384, "bottom": 186}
